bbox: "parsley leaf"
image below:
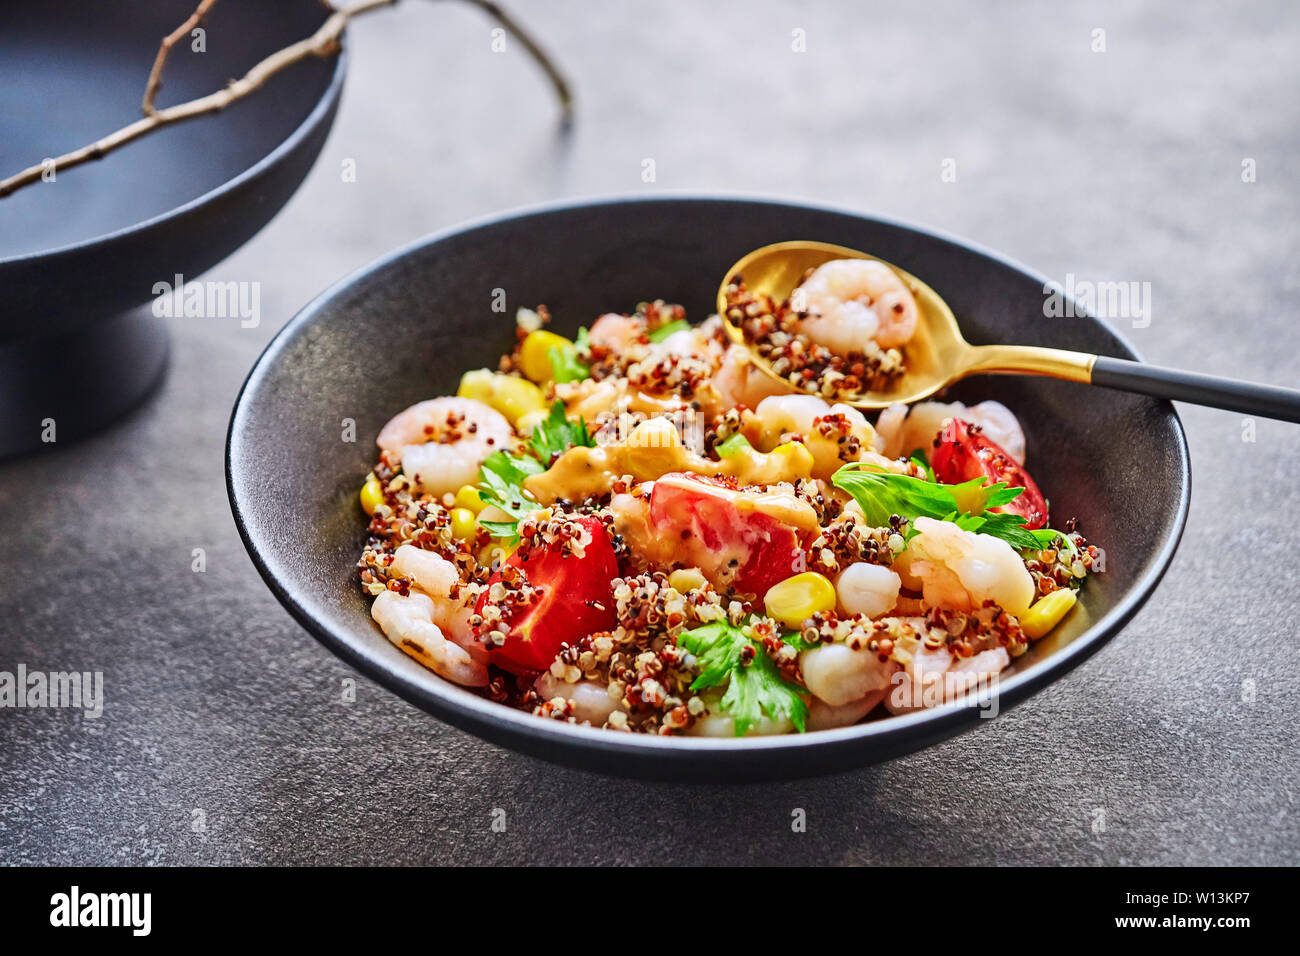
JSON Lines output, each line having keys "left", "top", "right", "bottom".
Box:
{"left": 548, "top": 326, "right": 590, "bottom": 383}
{"left": 952, "top": 511, "right": 1042, "bottom": 550}
{"left": 477, "top": 450, "right": 545, "bottom": 540}
{"left": 832, "top": 467, "right": 990, "bottom": 527}
{"left": 832, "top": 464, "right": 1047, "bottom": 551}
{"left": 647, "top": 318, "right": 690, "bottom": 343}
{"left": 678, "top": 622, "right": 745, "bottom": 687}
{"left": 530, "top": 400, "right": 595, "bottom": 465}
{"left": 677, "top": 619, "right": 808, "bottom": 735}
{"left": 1026, "top": 527, "right": 1074, "bottom": 554}
{"left": 475, "top": 401, "right": 596, "bottom": 541}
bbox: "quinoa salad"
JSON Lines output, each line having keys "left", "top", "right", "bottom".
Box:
{"left": 355, "top": 259, "right": 1099, "bottom": 736}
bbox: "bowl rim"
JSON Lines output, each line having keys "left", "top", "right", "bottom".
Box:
{"left": 226, "top": 192, "right": 1191, "bottom": 766}
{"left": 0, "top": 34, "right": 347, "bottom": 267}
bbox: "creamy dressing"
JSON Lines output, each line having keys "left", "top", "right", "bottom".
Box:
{"left": 524, "top": 439, "right": 819, "bottom": 508}
{"left": 525, "top": 443, "right": 722, "bottom": 504}
{"left": 726, "top": 488, "right": 819, "bottom": 534}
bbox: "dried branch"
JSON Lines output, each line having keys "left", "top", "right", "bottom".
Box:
{"left": 461, "top": 0, "right": 573, "bottom": 122}
{"left": 142, "top": 0, "right": 220, "bottom": 115}
{"left": 0, "top": 0, "right": 572, "bottom": 200}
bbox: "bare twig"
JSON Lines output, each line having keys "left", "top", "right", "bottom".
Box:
{"left": 461, "top": 0, "right": 573, "bottom": 123}
{"left": 0, "top": 0, "right": 572, "bottom": 199}
{"left": 0, "top": 0, "right": 390, "bottom": 198}
{"left": 142, "top": 0, "right": 220, "bottom": 115}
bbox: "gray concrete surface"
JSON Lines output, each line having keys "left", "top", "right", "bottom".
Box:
{"left": 1, "top": 0, "right": 1297, "bottom": 865}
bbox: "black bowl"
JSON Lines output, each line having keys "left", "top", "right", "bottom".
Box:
{"left": 227, "top": 196, "right": 1190, "bottom": 783}
{"left": 0, "top": 0, "right": 345, "bottom": 456}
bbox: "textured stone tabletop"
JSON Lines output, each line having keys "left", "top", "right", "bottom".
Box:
{"left": 1, "top": 0, "right": 1297, "bottom": 865}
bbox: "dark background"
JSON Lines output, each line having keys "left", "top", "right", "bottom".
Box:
{"left": 1, "top": 0, "right": 1297, "bottom": 864}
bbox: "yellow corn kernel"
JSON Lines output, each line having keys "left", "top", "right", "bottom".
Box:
{"left": 1019, "top": 588, "right": 1078, "bottom": 640}
{"left": 668, "top": 567, "right": 707, "bottom": 593}
{"left": 626, "top": 417, "right": 684, "bottom": 475}
{"left": 450, "top": 507, "right": 478, "bottom": 541}
{"left": 763, "top": 572, "right": 836, "bottom": 627}
{"left": 457, "top": 369, "right": 547, "bottom": 428}
{"left": 519, "top": 329, "right": 575, "bottom": 383}
{"left": 515, "top": 408, "right": 549, "bottom": 437}
{"left": 631, "top": 416, "right": 682, "bottom": 447}
{"left": 768, "top": 441, "right": 815, "bottom": 481}
{"left": 457, "top": 368, "right": 495, "bottom": 402}
{"left": 360, "top": 474, "right": 384, "bottom": 515}
{"left": 454, "top": 484, "right": 486, "bottom": 514}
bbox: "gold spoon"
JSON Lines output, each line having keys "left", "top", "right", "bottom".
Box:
{"left": 717, "top": 240, "right": 1300, "bottom": 422}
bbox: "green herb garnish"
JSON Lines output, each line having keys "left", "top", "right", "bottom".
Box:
{"left": 677, "top": 619, "right": 808, "bottom": 735}
{"left": 529, "top": 399, "right": 595, "bottom": 465}
{"left": 548, "top": 326, "right": 591, "bottom": 383}
{"left": 647, "top": 318, "right": 690, "bottom": 343}
{"left": 714, "top": 432, "right": 753, "bottom": 458}
{"left": 951, "top": 511, "right": 1046, "bottom": 551}
{"left": 476, "top": 401, "right": 596, "bottom": 540}
{"left": 1024, "top": 527, "right": 1075, "bottom": 554}
{"left": 831, "top": 464, "right": 1045, "bottom": 550}
{"left": 476, "top": 452, "right": 545, "bottom": 538}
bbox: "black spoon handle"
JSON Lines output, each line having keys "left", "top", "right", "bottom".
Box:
{"left": 1091, "top": 356, "right": 1300, "bottom": 423}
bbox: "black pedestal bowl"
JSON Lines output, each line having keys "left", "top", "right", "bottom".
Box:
{"left": 0, "top": 0, "right": 346, "bottom": 456}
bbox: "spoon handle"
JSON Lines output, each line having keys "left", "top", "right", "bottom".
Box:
{"left": 966, "top": 345, "right": 1300, "bottom": 422}
{"left": 1090, "top": 356, "right": 1300, "bottom": 423}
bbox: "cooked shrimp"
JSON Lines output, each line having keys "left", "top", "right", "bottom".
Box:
{"left": 708, "top": 344, "right": 791, "bottom": 411}
{"left": 688, "top": 712, "right": 795, "bottom": 737}
{"left": 807, "top": 687, "right": 889, "bottom": 730}
{"left": 903, "top": 516, "right": 1035, "bottom": 616}
{"left": 835, "top": 562, "right": 902, "bottom": 618}
{"left": 872, "top": 402, "right": 910, "bottom": 457}
{"left": 376, "top": 396, "right": 513, "bottom": 497}
{"left": 655, "top": 320, "right": 724, "bottom": 365}
{"left": 588, "top": 312, "right": 645, "bottom": 354}
{"left": 371, "top": 590, "right": 488, "bottom": 687}
{"left": 875, "top": 400, "right": 1026, "bottom": 464}
{"left": 535, "top": 672, "right": 623, "bottom": 726}
{"left": 962, "top": 401, "right": 1025, "bottom": 464}
{"left": 751, "top": 394, "right": 896, "bottom": 480}
{"left": 799, "top": 640, "right": 899, "bottom": 707}
{"left": 589, "top": 311, "right": 722, "bottom": 361}
{"left": 884, "top": 641, "right": 953, "bottom": 714}
{"left": 885, "top": 644, "right": 1008, "bottom": 713}
{"left": 389, "top": 545, "right": 478, "bottom": 646}
{"left": 794, "top": 258, "right": 919, "bottom": 351}
{"left": 945, "top": 648, "right": 1009, "bottom": 701}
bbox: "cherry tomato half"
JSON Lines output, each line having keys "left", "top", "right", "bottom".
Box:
{"left": 930, "top": 418, "right": 1048, "bottom": 529}
{"left": 476, "top": 515, "right": 619, "bottom": 674}
{"left": 649, "top": 472, "right": 810, "bottom": 599}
